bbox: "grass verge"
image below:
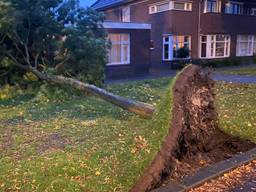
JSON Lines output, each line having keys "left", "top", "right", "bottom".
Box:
{"left": 0, "top": 78, "right": 172, "bottom": 192}
{"left": 0, "top": 78, "right": 255, "bottom": 191}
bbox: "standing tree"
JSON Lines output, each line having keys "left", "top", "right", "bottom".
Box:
{"left": 0, "top": 0, "right": 154, "bottom": 117}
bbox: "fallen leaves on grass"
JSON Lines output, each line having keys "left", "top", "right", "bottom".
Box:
{"left": 189, "top": 160, "right": 256, "bottom": 192}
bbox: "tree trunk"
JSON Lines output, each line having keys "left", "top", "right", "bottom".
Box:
{"left": 29, "top": 67, "right": 155, "bottom": 118}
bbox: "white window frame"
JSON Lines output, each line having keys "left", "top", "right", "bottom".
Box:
{"left": 121, "top": 6, "right": 131, "bottom": 22}
{"left": 236, "top": 35, "right": 254, "bottom": 57}
{"left": 251, "top": 8, "right": 256, "bottom": 16}
{"left": 149, "top": 1, "right": 192, "bottom": 14}
{"left": 163, "top": 35, "right": 173, "bottom": 61}
{"left": 163, "top": 35, "right": 191, "bottom": 61}
{"left": 225, "top": 1, "right": 244, "bottom": 15}
{"left": 200, "top": 35, "right": 231, "bottom": 59}
{"left": 203, "top": 0, "right": 221, "bottom": 13}
{"left": 108, "top": 34, "right": 130, "bottom": 66}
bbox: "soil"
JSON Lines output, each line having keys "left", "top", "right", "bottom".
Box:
{"left": 130, "top": 65, "right": 255, "bottom": 192}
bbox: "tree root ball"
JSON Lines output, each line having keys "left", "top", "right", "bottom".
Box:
{"left": 130, "top": 65, "right": 255, "bottom": 192}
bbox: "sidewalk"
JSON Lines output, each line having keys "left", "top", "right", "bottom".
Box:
{"left": 154, "top": 148, "right": 256, "bottom": 192}
{"left": 213, "top": 73, "right": 256, "bottom": 84}
{"left": 106, "top": 69, "right": 256, "bottom": 85}
{"left": 106, "top": 70, "right": 177, "bottom": 84}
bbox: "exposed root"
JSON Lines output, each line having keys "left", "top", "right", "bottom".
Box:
{"left": 130, "top": 65, "right": 255, "bottom": 192}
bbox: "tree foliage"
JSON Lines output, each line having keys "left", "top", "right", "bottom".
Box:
{"left": 0, "top": 0, "right": 109, "bottom": 86}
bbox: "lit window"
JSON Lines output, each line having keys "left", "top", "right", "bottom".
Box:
{"left": 204, "top": 0, "right": 221, "bottom": 13}
{"left": 108, "top": 34, "right": 130, "bottom": 65}
{"left": 163, "top": 35, "right": 191, "bottom": 60}
{"left": 200, "top": 35, "right": 230, "bottom": 58}
{"left": 236, "top": 35, "right": 254, "bottom": 56}
{"left": 225, "top": 2, "right": 243, "bottom": 15}
{"left": 121, "top": 6, "right": 130, "bottom": 22}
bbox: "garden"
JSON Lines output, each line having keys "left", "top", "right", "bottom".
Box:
{"left": 0, "top": 0, "right": 255, "bottom": 191}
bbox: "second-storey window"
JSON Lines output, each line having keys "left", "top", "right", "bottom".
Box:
{"left": 149, "top": 1, "right": 192, "bottom": 14}
{"left": 204, "top": 0, "right": 221, "bottom": 13}
{"left": 173, "top": 2, "right": 192, "bottom": 11}
{"left": 200, "top": 35, "right": 230, "bottom": 58}
{"left": 108, "top": 34, "right": 130, "bottom": 65}
{"left": 121, "top": 6, "right": 130, "bottom": 22}
{"left": 225, "top": 2, "right": 243, "bottom": 15}
{"left": 236, "top": 35, "right": 254, "bottom": 56}
{"left": 163, "top": 35, "right": 191, "bottom": 60}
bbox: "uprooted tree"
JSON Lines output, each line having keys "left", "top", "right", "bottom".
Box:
{"left": 0, "top": 0, "right": 154, "bottom": 117}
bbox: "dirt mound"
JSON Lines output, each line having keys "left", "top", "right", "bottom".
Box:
{"left": 130, "top": 65, "right": 255, "bottom": 192}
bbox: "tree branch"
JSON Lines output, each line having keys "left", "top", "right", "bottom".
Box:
{"left": 0, "top": 69, "right": 11, "bottom": 77}
{"left": 55, "top": 55, "right": 70, "bottom": 71}
{"left": 34, "top": 53, "right": 40, "bottom": 69}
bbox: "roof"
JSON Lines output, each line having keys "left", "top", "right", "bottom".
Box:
{"left": 91, "top": 0, "right": 133, "bottom": 10}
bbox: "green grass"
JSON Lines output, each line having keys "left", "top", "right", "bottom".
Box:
{"left": 0, "top": 78, "right": 256, "bottom": 192}
{"left": 0, "top": 79, "right": 173, "bottom": 192}
{"left": 216, "top": 83, "right": 256, "bottom": 143}
{"left": 219, "top": 66, "right": 256, "bottom": 76}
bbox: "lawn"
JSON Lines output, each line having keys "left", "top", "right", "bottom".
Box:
{"left": 0, "top": 79, "right": 256, "bottom": 192}
{"left": 0, "top": 79, "right": 173, "bottom": 192}
{"left": 219, "top": 66, "right": 256, "bottom": 76}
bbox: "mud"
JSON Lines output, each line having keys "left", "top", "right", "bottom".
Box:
{"left": 130, "top": 65, "right": 255, "bottom": 192}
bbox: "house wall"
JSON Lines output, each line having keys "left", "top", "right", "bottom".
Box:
{"left": 101, "top": 0, "right": 256, "bottom": 70}
{"left": 105, "top": 28, "right": 151, "bottom": 79}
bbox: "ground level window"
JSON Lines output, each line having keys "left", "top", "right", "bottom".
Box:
{"left": 108, "top": 34, "right": 130, "bottom": 65}
{"left": 163, "top": 35, "right": 191, "bottom": 61}
{"left": 236, "top": 35, "right": 254, "bottom": 56}
{"left": 254, "top": 35, "right": 256, "bottom": 55}
{"left": 200, "top": 34, "right": 230, "bottom": 58}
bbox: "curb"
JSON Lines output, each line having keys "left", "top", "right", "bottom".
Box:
{"left": 153, "top": 147, "right": 256, "bottom": 192}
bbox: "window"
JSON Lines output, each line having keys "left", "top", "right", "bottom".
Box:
{"left": 236, "top": 35, "right": 254, "bottom": 56}
{"left": 200, "top": 35, "right": 230, "bottom": 58}
{"left": 163, "top": 35, "right": 191, "bottom": 60}
{"left": 108, "top": 34, "right": 130, "bottom": 65}
{"left": 225, "top": 2, "right": 243, "bottom": 15}
{"left": 254, "top": 36, "right": 256, "bottom": 55}
{"left": 157, "top": 2, "right": 170, "bottom": 12}
{"left": 149, "top": 1, "right": 192, "bottom": 14}
{"left": 121, "top": 6, "right": 130, "bottom": 22}
{"left": 173, "top": 2, "right": 192, "bottom": 11}
{"left": 204, "top": 0, "right": 221, "bottom": 13}
{"left": 251, "top": 8, "right": 256, "bottom": 16}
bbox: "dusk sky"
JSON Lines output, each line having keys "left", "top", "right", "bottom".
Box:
{"left": 80, "top": 0, "right": 97, "bottom": 7}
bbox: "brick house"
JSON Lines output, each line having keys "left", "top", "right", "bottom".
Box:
{"left": 92, "top": 0, "right": 256, "bottom": 78}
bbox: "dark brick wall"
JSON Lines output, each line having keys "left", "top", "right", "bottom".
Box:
{"left": 101, "top": 0, "right": 256, "bottom": 70}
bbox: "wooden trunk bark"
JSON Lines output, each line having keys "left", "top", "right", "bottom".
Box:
{"left": 29, "top": 67, "right": 155, "bottom": 118}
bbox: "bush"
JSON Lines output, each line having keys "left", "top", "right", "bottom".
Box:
{"left": 34, "top": 84, "right": 82, "bottom": 103}
{"left": 195, "top": 56, "right": 256, "bottom": 68}
{"left": 177, "top": 47, "right": 190, "bottom": 59}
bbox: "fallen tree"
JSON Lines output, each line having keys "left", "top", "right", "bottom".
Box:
{"left": 0, "top": 0, "right": 154, "bottom": 118}
{"left": 21, "top": 65, "right": 155, "bottom": 118}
